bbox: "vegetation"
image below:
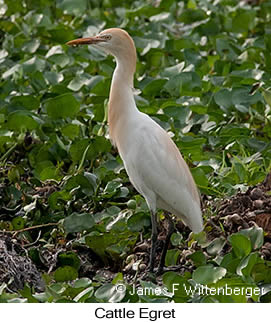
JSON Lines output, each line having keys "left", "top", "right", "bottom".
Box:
{"left": 0, "top": 0, "right": 271, "bottom": 303}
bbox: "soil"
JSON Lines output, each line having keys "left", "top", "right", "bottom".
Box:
{"left": 0, "top": 232, "right": 44, "bottom": 292}
{"left": 205, "top": 171, "right": 271, "bottom": 256}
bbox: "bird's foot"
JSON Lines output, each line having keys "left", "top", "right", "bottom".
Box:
{"left": 142, "top": 264, "right": 186, "bottom": 279}
{"left": 156, "top": 264, "right": 189, "bottom": 275}
{"left": 156, "top": 265, "right": 164, "bottom": 276}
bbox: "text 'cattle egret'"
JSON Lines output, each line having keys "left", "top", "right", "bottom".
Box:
{"left": 67, "top": 28, "right": 203, "bottom": 274}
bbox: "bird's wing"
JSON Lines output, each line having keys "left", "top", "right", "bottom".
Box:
{"left": 123, "top": 114, "right": 203, "bottom": 232}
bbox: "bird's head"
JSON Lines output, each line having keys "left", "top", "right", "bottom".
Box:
{"left": 67, "top": 28, "right": 136, "bottom": 60}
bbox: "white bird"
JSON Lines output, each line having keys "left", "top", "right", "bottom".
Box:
{"left": 67, "top": 28, "right": 203, "bottom": 273}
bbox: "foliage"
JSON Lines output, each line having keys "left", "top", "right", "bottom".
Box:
{"left": 0, "top": 0, "right": 271, "bottom": 303}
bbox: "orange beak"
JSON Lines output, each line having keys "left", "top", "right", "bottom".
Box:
{"left": 66, "top": 36, "right": 105, "bottom": 46}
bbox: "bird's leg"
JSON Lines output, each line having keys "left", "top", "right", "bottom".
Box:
{"left": 149, "top": 210, "right": 158, "bottom": 273}
{"left": 157, "top": 215, "right": 175, "bottom": 275}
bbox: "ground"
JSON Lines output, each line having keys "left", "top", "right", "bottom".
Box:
{"left": 1, "top": 172, "right": 270, "bottom": 293}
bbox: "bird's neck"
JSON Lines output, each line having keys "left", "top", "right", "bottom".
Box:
{"left": 114, "top": 53, "right": 136, "bottom": 87}
{"left": 108, "top": 52, "right": 137, "bottom": 146}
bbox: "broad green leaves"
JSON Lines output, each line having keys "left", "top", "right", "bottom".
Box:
{"left": 54, "top": 266, "right": 78, "bottom": 282}
{"left": 44, "top": 94, "right": 80, "bottom": 119}
{"left": 162, "top": 271, "right": 191, "bottom": 302}
{"left": 192, "top": 265, "right": 227, "bottom": 285}
{"left": 10, "top": 95, "right": 39, "bottom": 110}
{"left": 228, "top": 234, "right": 252, "bottom": 258}
{"left": 240, "top": 227, "right": 264, "bottom": 250}
{"left": 95, "top": 283, "right": 126, "bottom": 303}
{"left": 57, "top": 0, "right": 88, "bottom": 16}
{"left": 7, "top": 111, "right": 39, "bottom": 131}
{"left": 207, "top": 237, "right": 226, "bottom": 256}
{"left": 228, "top": 227, "right": 264, "bottom": 259}
{"left": 227, "top": 9, "right": 256, "bottom": 33}
{"left": 64, "top": 213, "right": 95, "bottom": 233}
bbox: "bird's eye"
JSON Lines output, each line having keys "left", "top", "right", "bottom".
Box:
{"left": 100, "top": 34, "right": 112, "bottom": 41}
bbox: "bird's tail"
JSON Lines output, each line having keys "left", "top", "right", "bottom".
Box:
{"left": 183, "top": 205, "right": 203, "bottom": 234}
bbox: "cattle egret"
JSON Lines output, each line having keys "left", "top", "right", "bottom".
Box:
{"left": 67, "top": 28, "right": 203, "bottom": 273}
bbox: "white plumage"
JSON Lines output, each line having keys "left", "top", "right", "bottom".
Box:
{"left": 118, "top": 110, "right": 203, "bottom": 233}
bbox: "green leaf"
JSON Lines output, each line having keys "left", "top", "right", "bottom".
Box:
{"left": 191, "top": 168, "right": 209, "bottom": 187}
{"left": 39, "top": 166, "right": 62, "bottom": 181}
{"left": 179, "top": 137, "right": 206, "bottom": 160}
{"left": 57, "top": 0, "right": 88, "bottom": 15}
{"left": 208, "top": 278, "right": 251, "bottom": 303}
{"left": 64, "top": 173, "right": 97, "bottom": 196}
{"left": 237, "top": 252, "right": 261, "bottom": 278}
{"left": 138, "top": 280, "right": 170, "bottom": 300}
{"left": 127, "top": 212, "right": 150, "bottom": 231}
{"left": 170, "top": 232, "right": 183, "bottom": 246}
{"left": 207, "top": 238, "right": 226, "bottom": 256}
{"left": 231, "top": 10, "right": 256, "bottom": 33}
{"left": 239, "top": 226, "right": 264, "bottom": 250}
{"left": 64, "top": 212, "right": 95, "bottom": 233}
{"left": 67, "top": 74, "right": 88, "bottom": 91}
{"left": 94, "top": 283, "right": 126, "bottom": 302}
{"left": 260, "top": 291, "right": 271, "bottom": 303}
{"left": 220, "top": 252, "right": 240, "bottom": 273}
{"left": 142, "top": 78, "right": 167, "bottom": 96}
{"left": 214, "top": 89, "right": 232, "bottom": 110}
{"left": 179, "top": 9, "right": 207, "bottom": 23}
{"left": 11, "top": 216, "right": 25, "bottom": 230}
{"left": 93, "top": 136, "right": 111, "bottom": 154}
{"left": 103, "top": 180, "right": 122, "bottom": 197}
{"left": 263, "top": 89, "right": 271, "bottom": 107}
{"left": 228, "top": 233, "right": 252, "bottom": 258}
{"left": 85, "top": 231, "right": 138, "bottom": 264}
{"left": 73, "top": 278, "right": 92, "bottom": 289}
{"left": 48, "top": 190, "right": 72, "bottom": 210}
{"left": 73, "top": 287, "right": 94, "bottom": 302}
{"left": 22, "top": 39, "right": 40, "bottom": 54}
{"left": 44, "top": 93, "right": 80, "bottom": 119}
{"left": 106, "top": 211, "right": 128, "bottom": 232}
{"left": 49, "top": 25, "right": 75, "bottom": 43}
{"left": 7, "top": 111, "right": 39, "bottom": 131}
{"left": 54, "top": 266, "right": 78, "bottom": 282}
{"left": 127, "top": 199, "right": 137, "bottom": 210}
{"left": 19, "top": 285, "right": 39, "bottom": 303}
{"left": 231, "top": 87, "right": 262, "bottom": 106}
{"left": 112, "top": 273, "right": 124, "bottom": 285}
{"left": 61, "top": 124, "right": 80, "bottom": 140}
{"left": 69, "top": 139, "right": 90, "bottom": 162}
{"left": 184, "top": 48, "right": 202, "bottom": 67}
{"left": 192, "top": 265, "right": 227, "bottom": 284}
{"left": 8, "top": 165, "right": 22, "bottom": 183}
{"left": 23, "top": 56, "right": 46, "bottom": 74}
{"left": 57, "top": 252, "right": 81, "bottom": 270}
{"left": 161, "top": 62, "right": 185, "bottom": 77}
{"left": 165, "top": 249, "right": 181, "bottom": 266}
{"left": 10, "top": 95, "right": 39, "bottom": 110}
{"left": 162, "top": 272, "right": 190, "bottom": 301}
{"left": 188, "top": 251, "right": 206, "bottom": 267}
